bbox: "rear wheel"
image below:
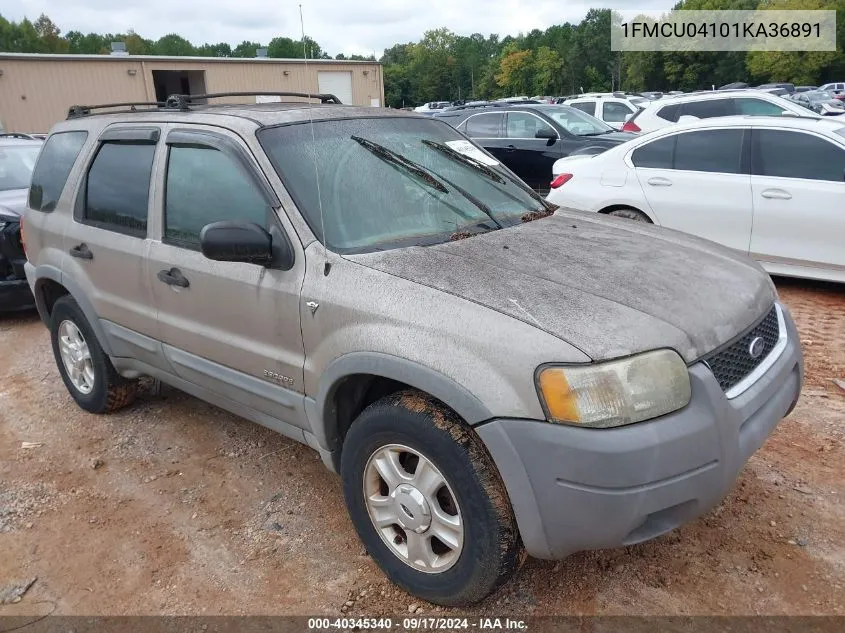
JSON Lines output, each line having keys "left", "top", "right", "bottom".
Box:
{"left": 340, "top": 391, "right": 521, "bottom": 605}
{"left": 606, "top": 207, "right": 652, "bottom": 223}
{"left": 50, "top": 296, "right": 137, "bottom": 413}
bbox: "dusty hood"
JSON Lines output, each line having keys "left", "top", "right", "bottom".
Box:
{"left": 350, "top": 210, "right": 775, "bottom": 363}
{"left": 0, "top": 189, "right": 27, "bottom": 218}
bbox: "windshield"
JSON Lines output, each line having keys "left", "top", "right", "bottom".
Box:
{"left": 259, "top": 117, "right": 549, "bottom": 253}
{"left": 807, "top": 91, "right": 834, "bottom": 102}
{"left": 532, "top": 106, "right": 614, "bottom": 136}
{"left": 0, "top": 145, "right": 41, "bottom": 192}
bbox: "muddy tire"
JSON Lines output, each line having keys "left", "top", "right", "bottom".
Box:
{"left": 340, "top": 390, "right": 521, "bottom": 605}
{"left": 606, "top": 207, "right": 652, "bottom": 223}
{"left": 50, "top": 296, "right": 137, "bottom": 414}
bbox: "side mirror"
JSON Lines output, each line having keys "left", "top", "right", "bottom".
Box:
{"left": 535, "top": 127, "right": 557, "bottom": 140}
{"left": 781, "top": 110, "right": 799, "bottom": 117}
{"left": 200, "top": 221, "right": 273, "bottom": 266}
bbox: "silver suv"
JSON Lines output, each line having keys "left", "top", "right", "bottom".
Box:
{"left": 23, "top": 92, "right": 803, "bottom": 605}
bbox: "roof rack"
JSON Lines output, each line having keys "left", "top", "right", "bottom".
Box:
{"left": 66, "top": 91, "right": 343, "bottom": 120}
{"left": 164, "top": 91, "right": 342, "bottom": 109}
{"left": 67, "top": 101, "right": 166, "bottom": 119}
{"left": 0, "top": 132, "right": 40, "bottom": 140}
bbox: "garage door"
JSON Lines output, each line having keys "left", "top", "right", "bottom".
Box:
{"left": 318, "top": 71, "right": 353, "bottom": 105}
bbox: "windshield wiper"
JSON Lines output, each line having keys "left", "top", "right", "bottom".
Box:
{"left": 579, "top": 130, "right": 615, "bottom": 136}
{"left": 421, "top": 138, "right": 546, "bottom": 204}
{"left": 352, "top": 135, "right": 503, "bottom": 231}
{"left": 351, "top": 135, "right": 449, "bottom": 194}
{"left": 420, "top": 139, "right": 507, "bottom": 185}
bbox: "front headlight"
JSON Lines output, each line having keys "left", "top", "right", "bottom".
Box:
{"left": 536, "top": 350, "right": 691, "bottom": 428}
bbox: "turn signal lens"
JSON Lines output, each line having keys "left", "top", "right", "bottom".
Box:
{"left": 536, "top": 350, "right": 691, "bottom": 428}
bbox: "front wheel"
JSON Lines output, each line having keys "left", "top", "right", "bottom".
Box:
{"left": 340, "top": 391, "right": 521, "bottom": 605}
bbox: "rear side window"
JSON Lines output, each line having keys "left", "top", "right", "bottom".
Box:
{"left": 752, "top": 129, "right": 845, "bottom": 182}
{"left": 734, "top": 98, "right": 786, "bottom": 116}
{"left": 465, "top": 113, "right": 503, "bottom": 138}
{"left": 83, "top": 143, "right": 155, "bottom": 236}
{"left": 680, "top": 99, "right": 732, "bottom": 119}
{"left": 28, "top": 131, "right": 88, "bottom": 212}
{"left": 569, "top": 101, "right": 596, "bottom": 116}
{"left": 656, "top": 103, "right": 680, "bottom": 122}
{"left": 165, "top": 145, "right": 268, "bottom": 248}
{"left": 631, "top": 135, "right": 675, "bottom": 169}
{"left": 674, "top": 129, "right": 743, "bottom": 173}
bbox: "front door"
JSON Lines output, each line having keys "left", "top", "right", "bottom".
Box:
{"left": 146, "top": 125, "right": 307, "bottom": 428}
{"left": 503, "top": 111, "right": 562, "bottom": 190}
{"left": 749, "top": 127, "right": 845, "bottom": 273}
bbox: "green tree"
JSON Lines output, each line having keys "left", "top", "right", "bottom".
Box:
{"left": 231, "top": 40, "right": 262, "bottom": 58}
{"left": 153, "top": 33, "right": 195, "bottom": 56}
{"left": 533, "top": 46, "right": 563, "bottom": 95}
{"left": 496, "top": 44, "right": 533, "bottom": 95}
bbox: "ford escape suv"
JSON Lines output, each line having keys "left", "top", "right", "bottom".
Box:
{"left": 24, "top": 92, "right": 803, "bottom": 605}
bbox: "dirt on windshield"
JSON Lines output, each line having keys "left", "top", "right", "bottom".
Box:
{"left": 0, "top": 277, "right": 843, "bottom": 618}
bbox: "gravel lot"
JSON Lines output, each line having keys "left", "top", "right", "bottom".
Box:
{"left": 1, "top": 277, "right": 843, "bottom": 617}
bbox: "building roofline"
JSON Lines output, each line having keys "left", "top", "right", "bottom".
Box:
{"left": 0, "top": 52, "right": 381, "bottom": 65}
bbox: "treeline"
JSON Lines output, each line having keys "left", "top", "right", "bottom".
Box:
{"left": 2, "top": 0, "right": 844, "bottom": 109}
{"left": 0, "top": 13, "right": 375, "bottom": 61}
{"left": 382, "top": 0, "right": 845, "bottom": 107}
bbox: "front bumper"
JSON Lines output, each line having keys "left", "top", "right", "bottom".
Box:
{"left": 476, "top": 302, "right": 803, "bottom": 559}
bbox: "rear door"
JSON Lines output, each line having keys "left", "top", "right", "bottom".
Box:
{"left": 146, "top": 125, "right": 308, "bottom": 427}
{"left": 748, "top": 127, "right": 845, "bottom": 273}
{"left": 630, "top": 127, "right": 753, "bottom": 252}
{"left": 460, "top": 111, "right": 514, "bottom": 170}
{"left": 504, "top": 111, "right": 562, "bottom": 190}
{"left": 568, "top": 100, "right": 597, "bottom": 117}
{"left": 62, "top": 125, "right": 163, "bottom": 366}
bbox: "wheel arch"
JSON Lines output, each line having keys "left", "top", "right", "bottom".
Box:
{"left": 598, "top": 203, "right": 656, "bottom": 223}
{"left": 311, "top": 353, "right": 493, "bottom": 470}
{"left": 32, "top": 266, "right": 113, "bottom": 356}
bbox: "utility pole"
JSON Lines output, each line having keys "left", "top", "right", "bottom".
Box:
{"left": 471, "top": 67, "right": 475, "bottom": 99}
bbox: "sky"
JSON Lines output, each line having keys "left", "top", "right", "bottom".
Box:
{"left": 2, "top": 0, "right": 671, "bottom": 57}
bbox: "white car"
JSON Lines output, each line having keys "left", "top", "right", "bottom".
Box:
{"left": 546, "top": 116, "right": 845, "bottom": 283}
{"left": 622, "top": 90, "right": 833, "bottom": 134}
{"left": 565, "top": 95, "right": 648, "bottom": 130}
{"left": 820, "top": 82, "right": 845, "bottom": 96}
{"left": 414, "top": 102, "right": 452, "bottom": 114}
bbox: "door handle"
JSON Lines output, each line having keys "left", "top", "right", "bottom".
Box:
{"left": 761, "top": 189, "right": 792, "bottom": 200}
{"left": 504, "top": 145, "right": 516, "bottom": 152}
{"left": 157, "top": 267, "right": 190, "bottom": 288}
{"left": 647, "top": 177, "right": 672, "bottom": 187}
{"left": 69, "top": 243, "right": 93, "bottom": 260}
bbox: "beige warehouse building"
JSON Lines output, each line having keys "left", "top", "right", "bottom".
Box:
{"left": 0, "top": 52, "right": 385, "bottom": 133}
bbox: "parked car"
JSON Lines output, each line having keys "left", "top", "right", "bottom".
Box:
{"left": 819, "top": 82, "right": 845, "bottom": 96}
{"left": 757, "top": 83, "right": 795, "bottom": 94}
{"left": 623, "top": 89, "right": 826, "bottom": 133}
{"left": 434, "top": 103, "right": 636, "bottom": 190}
{"left": 794, "top": 86, "right": 817, "bottom": 93}
{"left": 413, "top": 101, "right": 452, "bottom": 114}
{"left": 791, "top": 91, "right": 845, "bottom": 115}
{"left": 1, "top": 136, "right": 42, "bottom": 310}
{"left": 23, "top": 91, "right": 803, "bottom": 605}
{"left": 564, "top": 95, "right": 645, "bottom": 130}
{"left": 547, "top": 116, "right": 845, "bottom": 283}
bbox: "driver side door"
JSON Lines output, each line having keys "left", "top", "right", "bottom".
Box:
{"left": 503, "top": 111, "right": 562, "bottom": 190}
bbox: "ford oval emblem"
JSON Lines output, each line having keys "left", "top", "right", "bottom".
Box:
{"left": 748, "top": 336, "right": 765, "bottom": 359}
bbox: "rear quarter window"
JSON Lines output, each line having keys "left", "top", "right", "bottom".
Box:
{"left": 656, "top": 103, "right": 680, "bottom": 122}
{"left": 28, "top": 131, "right": 88, "bottom": 212}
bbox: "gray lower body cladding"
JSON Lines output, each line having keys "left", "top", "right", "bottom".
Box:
{"left": 476, "top": 304, "right": 803, "bottom": 559}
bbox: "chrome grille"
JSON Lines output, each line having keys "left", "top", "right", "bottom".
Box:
{"left": 703, "top": 306, "right": 780, "bottom": 393}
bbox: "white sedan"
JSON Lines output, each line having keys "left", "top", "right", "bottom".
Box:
{"left": 546, "top": 116, "right": 845, "bottom": 283}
